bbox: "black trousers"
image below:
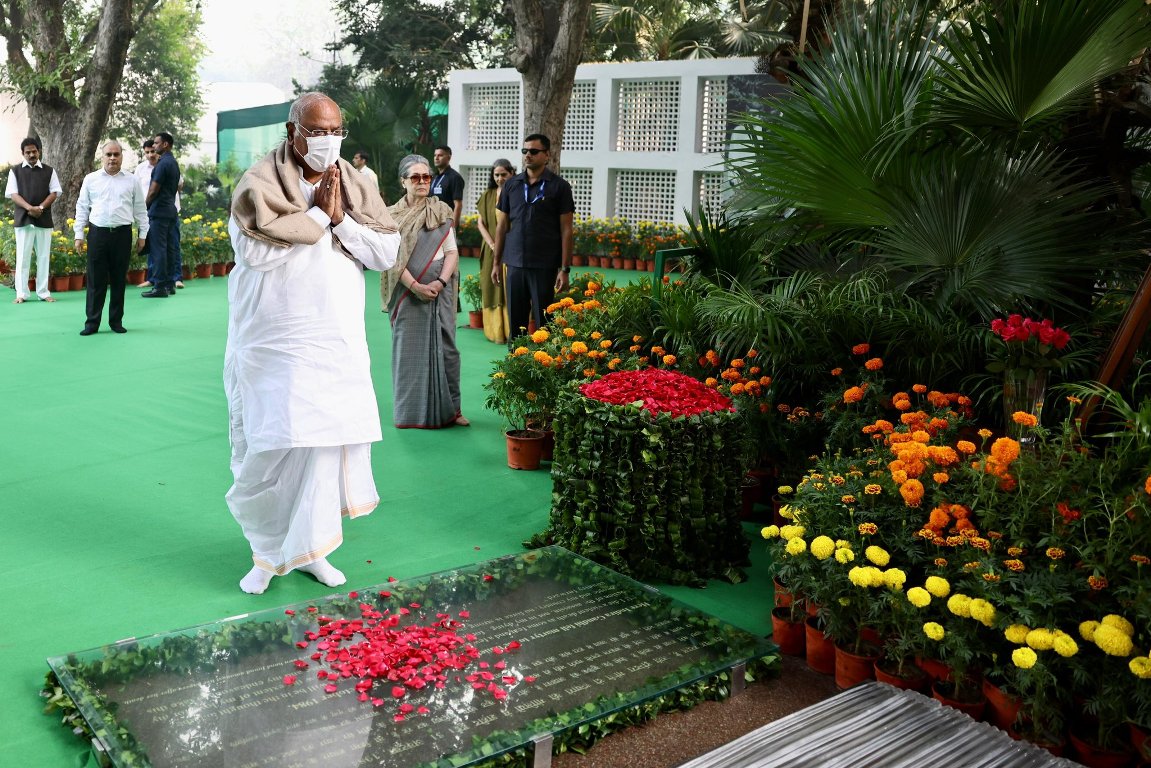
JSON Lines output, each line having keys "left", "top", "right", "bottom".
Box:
{"left": 85, "top": 224, "right": 132, "bottom": 330}
{"left": 504, "top": 265, "right": 556, "bottom": 341}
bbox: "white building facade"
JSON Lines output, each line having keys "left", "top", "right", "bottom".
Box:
{"left": 447, "top": 58, "right": 777, "bottom": 225}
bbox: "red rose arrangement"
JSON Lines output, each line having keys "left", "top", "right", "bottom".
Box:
{"left": 987, "top": 315, "right": 1070, "bottom": 374}
{"left": 580, "top": 368, "right": 733, "bottom": 417}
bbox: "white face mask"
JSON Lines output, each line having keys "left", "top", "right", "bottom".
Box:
{"left": 297, "top": 133, "right": 343, "bottom": 173}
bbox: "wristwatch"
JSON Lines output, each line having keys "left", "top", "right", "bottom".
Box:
{"left": 562, "top": 266, "right": 571, "bottom": 274}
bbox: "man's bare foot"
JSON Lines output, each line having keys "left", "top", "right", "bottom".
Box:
{"left": 240, "top": 566, "right": 275, "bottom": 594}
{"left": 298, "top": 558, "right": 346, "bottom": 587}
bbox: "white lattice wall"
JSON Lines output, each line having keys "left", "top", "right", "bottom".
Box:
{"left": 449, "top": 59, "right": 774, "bottom": 225}
{"left": 614, "top": 170, "right": 677, "bottom": 224}
{"left": 697, "top": 171, "right": 727, "bottom": 218}
{"left": 699, "top": 78, "right": 728, "bottom": 154}
{"left": 615, "top": 79, "right": 680, "bottom": 153}
{"left": 460, "top": 165, "right": 495, "bottom": 217}
{"left": 464, "top": 83, "right": 522, "bottom": 152}
{"left": 563, "top": 82, "right": 596, "bottom": 152}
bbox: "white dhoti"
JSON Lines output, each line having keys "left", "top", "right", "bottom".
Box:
{"left": 225, "top": 442, "right": 379, "bottom": 574}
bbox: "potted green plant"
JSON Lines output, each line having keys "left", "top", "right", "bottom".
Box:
{"left": 455, "top": 214, "right": 481, "bottom": 257}
{"left": 461, "top": 273, "right": 483, "bottom": 329}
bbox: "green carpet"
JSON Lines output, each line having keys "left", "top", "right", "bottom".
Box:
{"left": 0, "top": 260, "right": 773, "bottom": 765}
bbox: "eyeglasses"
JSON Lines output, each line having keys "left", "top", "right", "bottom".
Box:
{"left": 521, "top": 148, "right": 546, "bottom": 156}
{"left": 406, "top": 174, "right": 434, "bottom": 183}
{"left": 295, "top": 123, "right": 350, "bottom": 139}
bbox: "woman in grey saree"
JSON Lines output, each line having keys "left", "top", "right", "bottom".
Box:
{"left": 382, "top": 154, "right": 469, "bottom": 428}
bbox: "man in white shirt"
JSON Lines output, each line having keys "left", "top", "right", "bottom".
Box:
{"left": 73, "top": 141, "right": 149, "bottom": 335}
{"left": 352, "top": 150, "right": 379, "bottom": 190}
{"left": 225, "top": 92, "right": 401, "bottom": 594}
{"left": 6, "top": 137, "right": 63, "bottom": 303}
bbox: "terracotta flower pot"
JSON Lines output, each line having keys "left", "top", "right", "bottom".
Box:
{"left": 505, "top": 429, "right": 545, "bottom": 470}
{"left": 931, "top": 678, "right": 986, "bottom": 720}
{"left": 1069, "top": 731, "right": 1134, "bottom": 768}
{"left": 834, "top": 642, "right": 880, "bottom": 690}
{"left": 211, "top": 262, "right": 227, "bottom": 276}
{"left": 611, "top": 257, "right": 624, "bottom": 269}
{"left": 1131, "top": 722, "right": 1151, "bottom": 763}
{"left": 915, "top": 654, "right": 952, "bottom": 682}
{"left": 982, "top": 677, "right": 1022, "bottom": 730}
{"left": 68, "top": 273, "right": 84, "bottom": 291}
{"left": 772, "top": 578, "right": 793, "bottom": 608}
{"left": 771, "top": 607, "right": 806, "bottom": 656}
{"left": 873, "top": 658, "right": 930, "bottom": 693}
{"left": 804, "top": 616, "right": 834, "bottom": 675}
{"left": 622, "top": 258, "right": 635, "bottom": 270}
{"left": 572, "top": 254, "right": 587, "bottom": 267}
{"left": 195, "top": 263, "right": 212, "bottom": 279}
{"left": 467, "top": 310, "right": 483, "bottom": 329}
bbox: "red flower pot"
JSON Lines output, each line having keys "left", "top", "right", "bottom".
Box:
{"left": 505, "top": 429, "right": 545, "bottom": 470}
{"left": 770, "top": 607, "right": 805, "bottom": 656}
{"left": 931, "top": 678, "right": 986, "bottom": 720}
{"left": 211, "top": 262, "right": 227, "bottom": 276}
{"left": 1069, "top": 731, "right": 1134, "bottom": 768}
{"left": 982, "top": 677, "right": 1022, "bottom": 731}
{"left": 873, "top": 658, "right": 930, "bottom": 693}
{"left": 915, "top": 654, "right": 952, "bottom": 682}
{"left": 467, "top": 310, "right": 483, "bottom": 329}
{"left": 68, "top": 273, "right": 84, "bottom": 291}
{"left": 772, "top": 578, "right": 793, "bottom": 608}
{"left": 1131, "top": 722, "right": 1151, "bottom": 763}
{"left": 834, "top": 642, "right": 880, "bottom": 690}
{"left": 195, "top": 263, "right": 212, "bottom": 279}
{"left": 622, "top": 258, "right": 635, "bottom": 270}
{"left": 572, "top": 254, "right": 587, "bottom": 267}
{"left": 804, "top": 616, "right": 834, "bottom": 675}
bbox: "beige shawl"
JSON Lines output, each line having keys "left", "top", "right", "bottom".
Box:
{"left": 381, "top": 195, "right": 454, "bottom": 310}
{"left": 231, "top": 139, "right": 397, "bottom": 247}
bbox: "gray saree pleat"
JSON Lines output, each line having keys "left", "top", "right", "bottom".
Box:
{"left": 388, "top": 221, "right": 461, "bottom": 428}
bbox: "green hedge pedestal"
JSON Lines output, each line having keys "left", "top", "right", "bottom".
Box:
{"left": 532, "top": 369, "right": 751, "bottom": 586}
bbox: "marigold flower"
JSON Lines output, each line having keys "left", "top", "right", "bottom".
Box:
{"left": 662, "top": 354, "right": 676, "bottom": 366}
{"left": 562, "top": 327, "right": 576, "bottom": 338}
{"left": 730, "top": 358, "right": 744, "bottom": 368}
{"left": 956, "top": 440, "right": 976, "bottom": 455}
{"left": 970, "top": 599, "right": 996, "bottom": 626}
{"left": 906, "top": 587, "right": 931, "bottom": 608}
{"left": 513, "top": 346, "right": 529, "bottom": 356}
{"left": 629, "top": 345, "right": 641, "bottom": 353}
{"left": 778, "top": 485, "right": 794, "bottom": 495}
{"left": 651, "top": 345, "right": 664, "bottom": 356}
{"left": 947, "top": 594, "right": 972, "bottom": 617}
{"left": 1004, "top": 559, "right": 1025, "bottom": 572}
{"left": 865, "top": 545, "right": 890, "bottom": 567}
{"left": 746, "top": 348, "right": 758, "bottom": 358}
{"left": 834, "top": 548, "right": 855, "bottom": 564}
{"left": 978, "top": 428, "right": 993, "bottom": 439}
{"left": 810, "top": 536, "right": 836, "bottom": 560}
{"left": 779, "top": 524, "right": 804, "bottom": 540}
{"left": 1053, "top": 634, "right": 1078, "bottom": 658}
{"left": 899, "top": 479, "right": 925, "bottom": 507}
{"left": 852, "top": 343, "right": 870, "bottom": 355}
{"left": 1004, "top": 624, "right": 1030, "bottom": 644}
{"left": 632, "top": 335, "right": 643, "bottom": 342}
{"left": 1011, "top": 411, "right": 1038, "bottom": 427}
{"left": 1132, "top": 554, "right": 1150, "bottom": 565}
{"left": 570, "top": 341, "right": 588, "bottom": 355}
{"left": 982, "top": 573, "right": 1001, "bottom": 582}
{"left": 608, "top": 358, "right": 621, "bottom": 370}
{"left": 778, "top": 505, "right": 796, "bottom": 520}
{"left": 923, "top": 622, "right": 945, "bottom": 641}
{"left": 599, "top": 340, "right": 613, "bottom": 349}
{"left": 933, "top": 472, "right": 949, "bottom": 484}
{"left": 933, "top": 557, "right": 948, "bottom": 567}
{"left": 1012, "top": 647, "right": 1037, "bottom": 669}
{"left": 1101, "top": 614, "right": 1135, "bottom": 637}
{"left": 864, "top": 357, "right": 883, "bottom": 371}
{"left": 970, "top": 537, "right": 991, "bottom": 552}
{"left": 1129, "top": 657, "right": 1151, "bottom": 679}
{"left": 830, "top": 367, "right": 843, "bottom": 376}
{"left": 785, "top": 537, "right": 807, "bottom": 556}
{"left": 843, "top": 386, "right": 865, "bottom": 404}
{"left": 760, "top": 525, "right": 780, "bottom": 539}
{"left": 1079, "top": 620, "right": 1100, "bottom": 642}
{"left": 1026, "top": 628, "right": 1055, "bottom": 651}
{"left": 884, "top": 568, "right": 907, "bottom": 589}
{"left": 1088, "top": 575, "right": 1108, "bottom": 590}
{"left": 531, "top": 329, "right": 549, "bottom": 343}
{"left": 1045, "top": 547, "right": 1064, "bottom": 560}
{"left": 863, "top": 484, "right": 882, "bottom": 496}
{"left": 1094, "top": 624, "right": 1134, "bottom": 656}
{"left": 858, "top": 522, "right": 878, "bottom": 535}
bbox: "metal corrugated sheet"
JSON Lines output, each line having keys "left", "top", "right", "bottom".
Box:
{"left": 678, "top": 682, "right": 1082, "bottom": 768}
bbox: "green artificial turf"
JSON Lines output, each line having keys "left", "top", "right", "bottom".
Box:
{"left": 0, "top": 260, "right": 773, "bottom": 765}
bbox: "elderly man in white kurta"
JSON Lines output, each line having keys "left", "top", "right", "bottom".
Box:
{"left": 225, "top": 92, "right": 400, "bottom": 594}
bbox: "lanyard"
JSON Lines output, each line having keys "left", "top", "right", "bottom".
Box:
{"left": 524, "top": 179, "right": 546, "bottom": 205}
{"left": 433, "top": 172, "right": 446, "bottom": 191}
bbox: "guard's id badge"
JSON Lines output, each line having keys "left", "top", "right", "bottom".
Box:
{"left": 433, "top": 186, "right": 443, "bottom": 195}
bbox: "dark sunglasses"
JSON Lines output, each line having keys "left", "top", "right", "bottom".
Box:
{"left": 406, "top": 173, "right": 434, "bottom": 183}
{"left": 521, "top": 148, "right": 545, "bottom": 156}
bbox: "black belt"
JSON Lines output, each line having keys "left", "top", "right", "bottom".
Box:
{"left": 88, "top": 223, "right": 132, "bottom": 232}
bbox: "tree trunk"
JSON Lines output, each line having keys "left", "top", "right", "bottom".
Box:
{"left": 506, "top": 0, "right": 593, "bottom": 170}
{"left": 6, "top": 0, "right": 153, "bottom": 231}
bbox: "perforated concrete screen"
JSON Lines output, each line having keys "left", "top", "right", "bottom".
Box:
{"left": 700, "top": 78, "right": 728, "bottom": 154}
{"left": 465, "top": 83, "right": 522, "bottom": 152}
{"left": 563, "top": 167, "right": 594, "bottom": 219}
{"left": 563, "top": 82, "right": 597, "bottom": 152}
{"left": 461, "top": 165, "right": 496, "bottom": 217}
{"left": 698, "top": 171, "right": 727, "bottom": 217}
{"left": 615, "top": 80, "right": 681, "bottom": 153}
{"left": 614, "top": 169, "right": 677, "bottom": 223}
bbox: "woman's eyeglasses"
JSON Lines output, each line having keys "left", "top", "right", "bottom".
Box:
{"left": 406, "top": 174, "right": 434, "bottom": 183}
{"left": 521, "top": 148, "right": 545, "bottom": 156}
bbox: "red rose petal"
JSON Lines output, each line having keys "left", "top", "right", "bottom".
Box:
{"left": 282, "top": 675, "right": 297, "bottom": 685}
{"left": 324, "top": 683, "right": 338, "bottom": 694}
{"left": 391, "top": 686, "right": 406, "bottom": 698}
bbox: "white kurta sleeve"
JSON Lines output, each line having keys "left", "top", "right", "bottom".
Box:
{"left": 332, "top": 216, "right": 401, "bottom": 272}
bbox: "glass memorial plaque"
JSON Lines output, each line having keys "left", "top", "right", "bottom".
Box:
{"left": 48, "top": 547, "right": 775, "bottom": 767}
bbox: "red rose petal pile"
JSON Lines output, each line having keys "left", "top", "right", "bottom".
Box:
{"left": 581, "top": 368, "right": 734, "bottom": 418}
{"left": 283, "top": 593, "right": 529, "bottom": 721}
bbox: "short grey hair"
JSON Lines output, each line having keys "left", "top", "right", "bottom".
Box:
{"left": 288, "top": 92, "right": 334, "bottom": 125}
{"left": 102, "top": 140, "right": 123, "bottom": 153}
{"left": 398, "top": 153, "right": 430, "bottom": 180}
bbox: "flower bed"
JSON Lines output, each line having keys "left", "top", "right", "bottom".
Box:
{"left": 533, "top": 368, "right": 751, "bottom": 586}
